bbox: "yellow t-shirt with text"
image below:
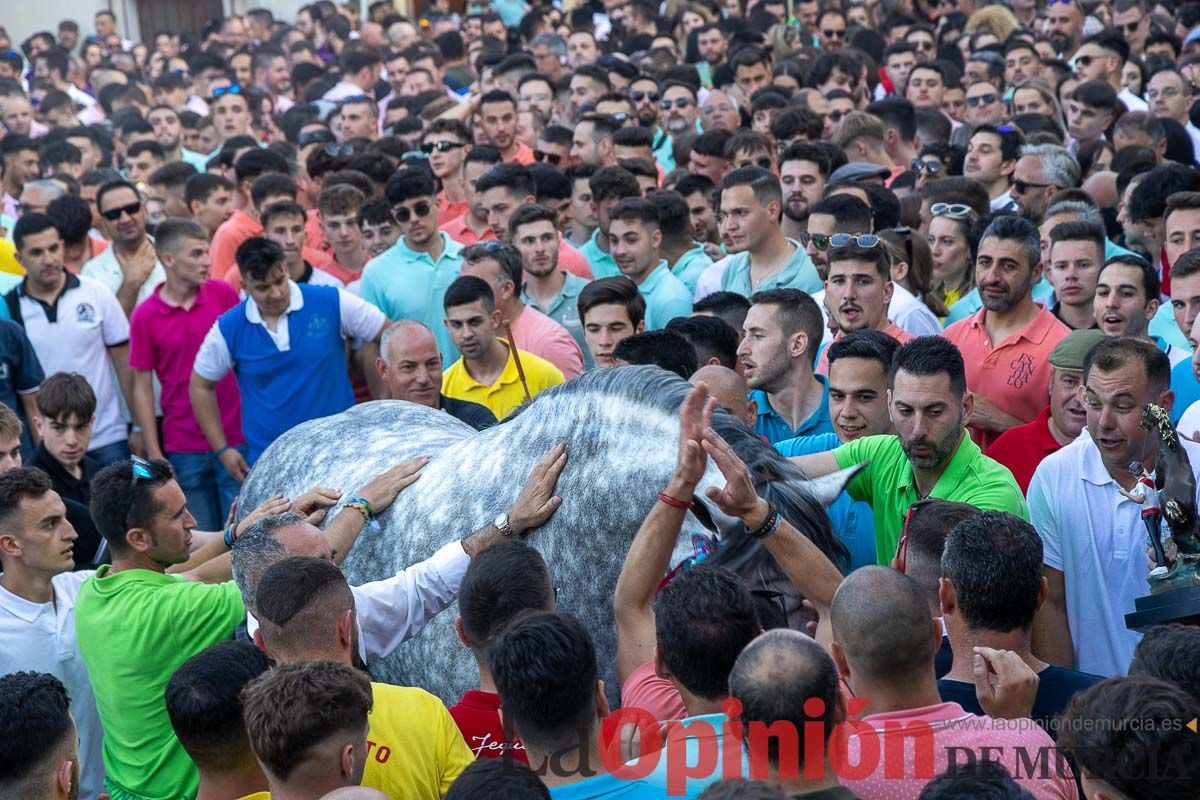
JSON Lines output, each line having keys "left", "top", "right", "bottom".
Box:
{"left": 362, "top": 682, "right": 475, "bottom": 799}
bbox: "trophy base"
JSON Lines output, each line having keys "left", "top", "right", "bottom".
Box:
{"left": 1125, "top": 584, "right": 1200, "bottom": 631}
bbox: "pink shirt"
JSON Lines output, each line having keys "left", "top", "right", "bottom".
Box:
{"left": 621, "top": 660, "right": 687, "bottom": 722}
{"left": 816, "top": 321, "right": 914, "bottom": 375}
{"left": 440, "top": 213, "right": 496, "bottom": 246}
{"left": 509, "top": 304, "right": 585, "bottom": 379}
{"left": 942, "top": 304, "right": 1069, "bottom": 450}
{"left": 129, "top": 281, "right": 245, "bottom": 453}
{"left": 210, "top": 210, "right": 262, "bottom": 281}
{"left": 841, "top": 702, "right": 1077, "bottom": 800}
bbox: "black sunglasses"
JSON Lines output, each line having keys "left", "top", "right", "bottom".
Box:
{"left": 660, "top": 97, "right": 692, "bottom": 109}
{"left": 910, "top": 158, "right": 942, "bottom": 173}
{"left": 630, "top": 90, "right": 659, "bottom": 102}
{"left": 965, "top": 93, "right": 998, "bottom": 107}
{"left": 394, "top": 201, "right": 432, "bottom": 221}
{"left": 101, "top": 201, "right": 141, "bottom": 221}
{"left": 421, "top": 140, "right": 465, "bottom": 153}
{"left": 534, "top": 149, "right": 563, "bottom": 165}
{"left": 324, "top": 143, "right": 355, "bottom": 156}
{"left": 298, "top": 129, "right": 335, "bottom": 146}
{"left": 799, "top": 232, "right": 831, "bottom": 250}
{"left": 822, "top": 28, "right": 846, "bottom": 38}
{"left": 1012, "top": 178, "right": 1053, "bottom": 194}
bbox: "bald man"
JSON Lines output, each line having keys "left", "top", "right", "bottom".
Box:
{"left": 691, "top": 366, "right": 757, "bottom": 427}
{"left": 376, "top": 320, "right": 497, "bottom": 430}
{"left": 830, "top": 567, "right": 1077, "bottom": 799}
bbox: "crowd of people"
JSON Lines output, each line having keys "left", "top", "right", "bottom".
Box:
{"left": 2, "top": 0, "right": 1200, "bottom": 797}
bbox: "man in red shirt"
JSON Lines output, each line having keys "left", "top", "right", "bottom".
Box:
{"left": 986, "top": 329, "right": 1104, "bottom": 493}
{"left": 449, "top": 540, "right": 554, "bottom": 761}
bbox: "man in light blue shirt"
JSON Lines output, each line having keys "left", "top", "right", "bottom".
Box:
{"left": 579, "top": 166, "right": 642, "bottom": 280}
{"left": 649, "top": 190, "right": 713, "bottom": 293}
{"left": 608, "top": 197, "right": 693, "bottom": 330}
{"left": 715, "top": 166, "right": 821, "bottom": 297}
{"left": 358, "top": 168, "right": 464, "bottom": 362}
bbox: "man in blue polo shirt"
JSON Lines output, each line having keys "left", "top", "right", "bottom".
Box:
{"left": 607, "top": 197, "right": 693, "bottom": 330}
{"left": 190, "top": 237, "right": 388, "bottom": 469}
{"left": 359, "top": 167, "right": 464, "bottom": 363}
{"left": 739, "top": 288, "right": 833, "bottom": 444}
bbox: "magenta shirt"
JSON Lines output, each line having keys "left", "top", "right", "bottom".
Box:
{"left": 129, "top": 281, "right": 245, "bottom": 453}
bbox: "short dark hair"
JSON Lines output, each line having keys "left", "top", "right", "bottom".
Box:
{"left": 810, "top": 194, "right": 872, "bottom": 231}
{"left": 666, "top": 315, "right": 739, "bottom": 369}
{"left": 90, "top": 458, "right": 174, "bottom": 553}
{"left": 0, "top": 468, "right": 53, "bottom": 542}
{"left": 489, "top": 612, "right": 599, "bottom": 754}
{"left": 918, "top": 759, "right": 1038, "bottom": 799}
{"left": 480, "top": 88, "right": 518, "bottom": 111}
{"left": 719, "top": 165, "right": 782, "bottom": 208}
{"left": 1059, "top": 677, "right": 1200, "bottom": 800}
{"left": 1129, "top": 623, "right": 1200, "bottom": 702}
{"left": 1127, "top": 163, "right": 1200, "bottom": 225}
{"left": 865, "top": 97, "right": 917, "bottom": 143}
{"left": 941, "top": 511, "right": 1043, "bottom": 633}
{"left": 827, "top": 241, "right": 891, "bottom": 280}
{"left": 508, "top": 203, "right": 558, "bottom": 237}
{"left": 475, "top": 163, "right": 536, "bottom": 200}
{"left": 165, "top": 641, "right": 273, "bottom": 768}
{"left": 611, "top": 330, "right": 698, "bottom": 379}
{"left": 527, "top": 163, "right": 572, "bottom": 201}
{"left": 241, "top": 659, "right": 374, "bottom": 782}
{"left": 95, "top": 179, "right": 140, "bottom": 213}
{"left": 577, "top": 276, "right": 646, "bottom": 328}
{"left": 185, "top": 172, "right": 234, "bottom": 208}
{"left": 249, "top": 173, "right": 297, "bottom": 208}
{"left": 385, "top": 166, "right": 437, "bottom": 205}
{"left": 890, "top": 336, "right": 967, "bottom": 396}
{"left": 589, "top": 166, "right": 642, "bottom": 204}
{"left": 235, "top": 236, "right": 286, "bottom": 282}
{"left": 234, "top": 148, "right": 290, "bottom": 185}
{"left": 148, "top": 161, "right": 198, "bottom": 190}
{"left": 44, "top": 195, "right": 92, "bottom": 247}
{"left": 1084, "top": 324, "right": 1171, "bottom": 392}
{"left": 655, "top": 565, "right": 759, "bottom": 700}
{"left": 260, "top": 200, "right": 307, "bottom": 229}
{"left": 460, "top": 540, "right": 554, "bottom": 651}
{"left": 748, "top": 289, "right": 823, "bottom": 362}
{"left": 127, "top": 140, "right": 166, "bottom": 162}
{"left": 444, "top": 275, "right": 496, "bottom": 312}
{"left": 36, "top": 371, "right": 95, "bottom": 422}
{"left": 445, "top": 759, "right": 551, "bottom": 800}
{"left": 12, "top": 213, "right": 59, "bottom": 252}
{"left": 693, "top": 128, "right": 734, "bottom": 159}
{"left": 978, "top": 214, "right": 1042, "bottom": 273}
{"left": 1048, "top": 219, "right": 1105, "bottom": 257}
{"left": 609, "top": 196, "right": 660, "bottom": 229}
{"left": 0, "top": 671, "right": 73, "bottom": 791}
{"left": 1099, "top": 254, "right": 1160, "bottom": 302}
{"left": 827, "top": 328, "right": 902, "bottom": 374}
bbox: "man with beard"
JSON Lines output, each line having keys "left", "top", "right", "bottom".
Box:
{"left": 627, "top": 75, "right": 676, "bottom": 172}
{"left": 660, "top": 82, "right": 700, "bottom": 137}
{"left": 1009, "top": 144, "right": 1081, "bottom": 225}
{"left": 0, "top": 671, "right": 80, "bottom": 800}
{"left": 1045, "top": 0, "right": 1085, "bottom": 58}
{"left": 986, "top": 329, "right": 1103, "bottom": 493}
{"left": 964, "top": 125, "right": 1019, "bottom": 212}
{"left": 513, "top": 205, "right": 592, "bottom": 367}
{"left": 695, "top": 24, "right": 728, "bottom": 89}
{"left": 944, "top": 216, "right": 1070, "bottom": 449}
{"left": 147, "top": 105, "right": 207, "bottom": 170}
{"left": 478, "top": 90, "right": 533, "bottom": 165}
{"left": 778, "top": 142, "right": 829, "bottom": 240}
{"left": 789, "top": 335, "right": 1028, "bottom": 565}
{"left": 1093, "top": 255, "right": 1161, "bottom": 342}
{"left": 737, "top": 288, "right": 833, "bottom": 444}
{"left": 1030, "top": 337, "right": 1200, "bottom": 675}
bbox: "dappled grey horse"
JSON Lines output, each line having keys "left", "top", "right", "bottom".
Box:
{"left": 237, "top": 366, "right": 850, "bottom": 704}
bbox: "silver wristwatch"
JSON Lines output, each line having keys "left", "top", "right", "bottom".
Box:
{"left": 494, "top": 511, "right": 513, "bottom": 536}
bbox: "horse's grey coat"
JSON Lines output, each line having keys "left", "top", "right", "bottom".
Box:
{"left": 237, "top": 366, "right": 846, "bottom": 704}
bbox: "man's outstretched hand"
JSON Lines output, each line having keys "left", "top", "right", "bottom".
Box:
{"left": 508, "top": 443, "right": 568, "bottom": 536}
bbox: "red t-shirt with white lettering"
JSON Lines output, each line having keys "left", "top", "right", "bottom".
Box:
{"left": 448, "top": 690, "right": 528, "bottom": 762}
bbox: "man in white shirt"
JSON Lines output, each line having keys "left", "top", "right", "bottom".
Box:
{"left": 5, "top": 214, "right": 135, "bottom": 465}
{"left": 82, "top": 180, "right": 165, "bottom": 315}
{"left": 1030, "top": 336, "right": 1200, "bottom": 676}
{"left": 0, "top": 466, "right": 104, "bottom": 800}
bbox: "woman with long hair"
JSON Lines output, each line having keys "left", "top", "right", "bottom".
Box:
{"left": 926, "top": 203, "right": 979, "bottom": 315}
{"left": 880, "top": 227, "right": 948, "bottom": 331}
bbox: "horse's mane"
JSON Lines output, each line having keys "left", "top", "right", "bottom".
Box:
{"left": 519, "top": 366, "right": 850, "bottom": 570}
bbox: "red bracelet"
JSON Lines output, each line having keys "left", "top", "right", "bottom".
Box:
{"left": 657, "top": 491, "right": 694, "bottom": 510}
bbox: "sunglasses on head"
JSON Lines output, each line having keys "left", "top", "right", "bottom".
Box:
{"left": 534, "top": 149, "right": 563, "bottom": 165}
{"left": 829, "top": 233, "right": 881, "bottom": 248}
{"left": 799, "top": 232, "right": 831, "bottom": 250}
{"left": 911, "top": 158, "right": 942, "bottom": 173}
{"left": 965, "top": 93, "right": 998, "bottom": 107}
{"left": 101, "top": 201, "right": 141, "bottom": 221}
{"left": 1012, "top": 178, "right": 1053, "bottom": 194}
{"left": 210, "top": 83, "right": 242, "bottom": 100}
{"left": 394, "top": 201, "right": 432, "bottom": 221}
{"left": 930, "top": 202, "right": 974, "bottom": 218}
{"left": 340, "top": 94, "right": 371, "bottom": 104}
{"left": 421, "top": 140, "right": 465, "bottom": 153}
{"left": 630, "top": 90, "right": 659, "bottom": 102}
{"left": 660, "top": 97, "right": 692, "bottom": 109}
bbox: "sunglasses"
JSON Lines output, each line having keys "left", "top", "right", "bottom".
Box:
{"left": 324, "top": 143, "right": 355, "bottom": 156}
{"left": 630, "top": 90, "right": 659, "bottom": 102}
{"left": 339, "top": 94, "right": 372, "bottom": 104}
{"left": 930, "top": 202, "right": 974, "bottom": 218}
{"left": 911, "top": 40, "right": 935, "bottom": 51}
{"left": 394, "top": 201, "right": 432, "bottom": 221}
{"left": 799, "top": 232, "right": 831, "bottom": 250}
{"left": 910, "top": 158, "right": 942, "bottom": 173}
{"left": 101, "top": 201, "right": 141, "bottom": 221}
{"left": 421, "top": 140, "right": 465, "bottom": 153}
{"left": 1073, "top": 55, "right": 1096, "bottom": 70}
{"left": 210, "top": 83, "right": 242, "bottom": 100}
{"left": 739, "top": 157, "right": 773, "bottom": 170}
{"left": 534, "top": 149, "right": 563, "bottom": 165}
{"left": 298, "top": 129, "right": 335, "bottom": 146}
{"left": 828, "top": 109, "right": 849, "bottom": 122}
{"left": 1012, "top": 178, "right": 1053, "bottom": 194}
{"left": 611, "top": 111, "right": 630, "bottom": 123}
{"left": 1119, "top": 19, "right": 1141, "bottom": 32}
{"left": 965, "top": 93, "right": 998, "bottom": 107}
{"left": 829, "top": 233, "right": 881, "bottom": 248}
{"left": 660, "top": 97, "right": 693, "bottom": 109}
{"left": 822, "top": 28, "right": 846, "bottom": 38}
{"left": 125, "top": 456, "right": 157, "bottom": 528}
{"left": 896, "top": 499, "right": 940, "bottom": 573}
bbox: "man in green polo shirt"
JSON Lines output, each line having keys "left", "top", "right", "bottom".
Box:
{"left": 790, "top": 336, "right": 1028, "bottom": 564}
{"left": 359, "top": 167, "right": 465, "bottom": 362}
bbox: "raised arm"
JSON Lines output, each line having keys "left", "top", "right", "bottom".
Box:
{"left": 614, "top": 383, "right": 716, "bottom": 685}
{"left": 787, "top": 450, "right": 840, "bottom": 479}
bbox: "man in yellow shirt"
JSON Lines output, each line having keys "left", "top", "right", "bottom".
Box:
{"left": 441, "top": 275, "right": 564, "bottom": 419}
{"left": 252, "top": 555, "right": 474, "bottom": 800}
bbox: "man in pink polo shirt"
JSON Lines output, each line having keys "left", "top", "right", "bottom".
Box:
{"left": 459, "top": 242, "right": 585, "bottom": 379}
{"left": 817, "top": 235, "right": 914, "bottom": 375}
{"left": 943, "top": 216, "right": 1069, "bottom": 449}
{"left": 129, "top": 219, "right": 245, "bottom": 531}
{"left": 830, "top": 566, "right": 1078, "bottom": 800}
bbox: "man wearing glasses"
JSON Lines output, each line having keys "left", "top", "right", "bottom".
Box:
{"left": 1112, "top": 0, "right": 1152, "bottom": 56}
{"left": 1072, "top": 29, "right": 1148, "bottom": 111}
{"left": 82, "top": 180, "right": 164, "bottom": 316}
{"left": 627, "top": 74, "right": 676, "bottom": 172}
{"left": 1146, "top": 69, "right": 1200, "bottom": 157}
